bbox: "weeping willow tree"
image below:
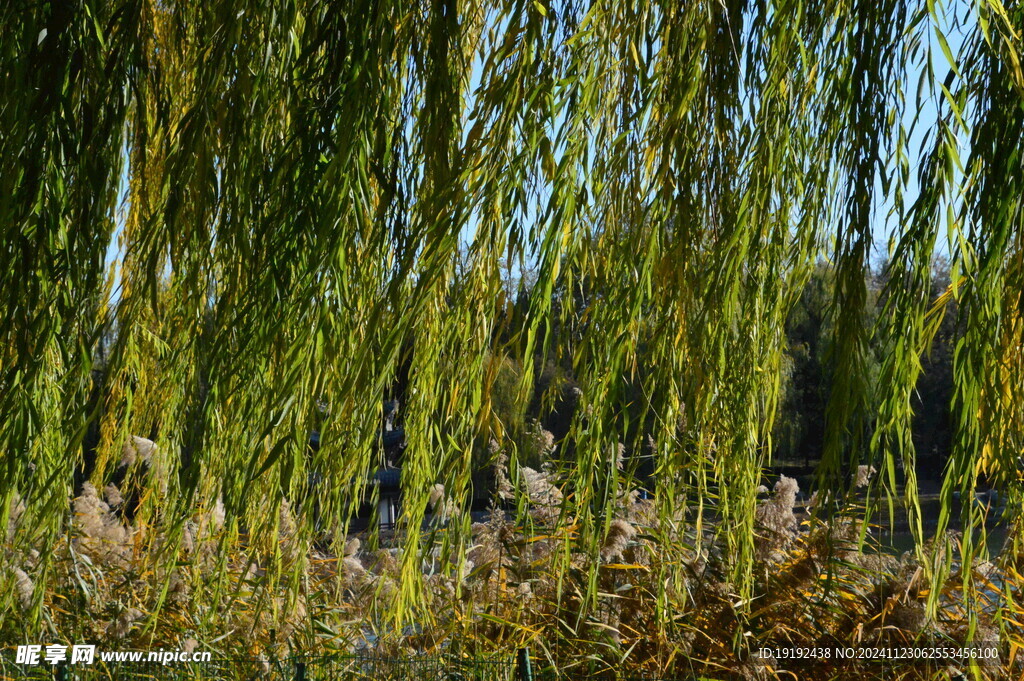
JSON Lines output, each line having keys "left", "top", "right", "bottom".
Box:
{"left": 1, "top": 0, "right": 1022, "bottom": 653}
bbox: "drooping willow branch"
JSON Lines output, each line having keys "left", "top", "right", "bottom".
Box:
{"left": 1, "top": 0, "right": 1022, "bottom": 633}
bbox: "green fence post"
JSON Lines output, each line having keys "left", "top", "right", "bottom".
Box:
{"left": 295, "top": 661, "right": 306, "bottom": 681}
{"left": 516, "top": 648, "right": 532, "bottom": 681}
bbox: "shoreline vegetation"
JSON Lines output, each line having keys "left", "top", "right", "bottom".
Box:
{"left": 4, "top": 450, "right": 1019, "bottom": 680}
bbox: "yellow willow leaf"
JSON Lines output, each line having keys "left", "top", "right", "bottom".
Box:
{"left": 602, "top": 563, "right": 650, "bottom": 571}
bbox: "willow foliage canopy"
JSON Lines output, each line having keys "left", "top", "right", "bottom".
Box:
{"left": 1, "top": 0, "right": 1022, "bottom": 638}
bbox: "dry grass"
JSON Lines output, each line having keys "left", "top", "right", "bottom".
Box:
{"left": 3, "top": 459, "right": 1021, "bottom": 681}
